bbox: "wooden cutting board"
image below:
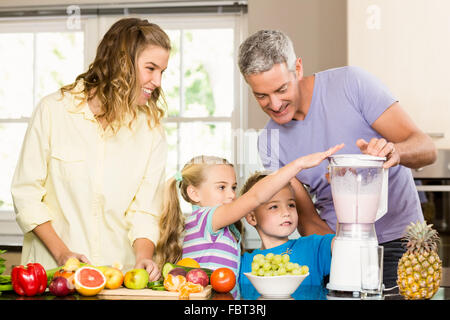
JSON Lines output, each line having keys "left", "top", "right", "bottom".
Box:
{"left": 98, "top": 285, "right": 212, "bottom": 300}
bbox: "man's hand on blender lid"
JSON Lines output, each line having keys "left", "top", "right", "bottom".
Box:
{"left": 356, "top": 138, "right": 400, "bottom": 169}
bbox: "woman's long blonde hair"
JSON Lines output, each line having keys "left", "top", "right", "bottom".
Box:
{"left": 60, "top": 17, "right": 171, "bottom": 131}
{"left": 155, "top": 155, "right": 245, "bottom": 269}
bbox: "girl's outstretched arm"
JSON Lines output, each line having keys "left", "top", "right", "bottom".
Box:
{"left": 211, "top": 143, "right": 344, "bottom": 232}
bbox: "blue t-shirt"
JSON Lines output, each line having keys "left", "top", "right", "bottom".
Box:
{"left": 258, "top": 66, "right": 423, "bottom": 244}
{"left": 239, "top": 234, "right": 334, "bottom": 299}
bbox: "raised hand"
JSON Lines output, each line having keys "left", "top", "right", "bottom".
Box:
{"left": 298, "top": 143, "right": 345, "bottom": 169}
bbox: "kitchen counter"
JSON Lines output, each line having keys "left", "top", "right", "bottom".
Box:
{"left": 1, "top": 285, "right": 450, "bottom": 301}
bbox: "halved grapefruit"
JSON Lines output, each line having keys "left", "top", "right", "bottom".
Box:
{"left": 74, "top": 266, "right": 107, "bottom": 296}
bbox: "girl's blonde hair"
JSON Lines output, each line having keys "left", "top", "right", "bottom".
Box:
{"left": 155, "top": 155, "right": 245, "bottom": 269}
{"left": 60, "top": 17, "right": 171, "bottom": 132}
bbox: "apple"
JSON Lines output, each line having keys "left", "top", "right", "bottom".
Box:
{"left": 100, "top": 266, "right": 124, "bottom": 289}
{"left": 124, "top": 268, "right": 149, "bottom": 289}
{"left": 186, "top": 269, "right": 209, "bottom": 287}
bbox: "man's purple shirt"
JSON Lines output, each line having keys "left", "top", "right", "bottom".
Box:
{"left": 258, "top": 66, "right": 423, "bottom": 243}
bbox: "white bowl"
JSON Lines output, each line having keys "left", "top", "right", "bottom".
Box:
{"left": 244, "top": 272, "right": 309, "bottom": 298}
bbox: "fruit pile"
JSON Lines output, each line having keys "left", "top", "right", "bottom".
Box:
{"left": 1, "top": 255, "right": 237, "bottom": 300}
{"left": 162, "top": 258, "right": 211, "bottom": 299}
{"left": 48, "top": 258, "right": 123, "bottom": 297}
{"left": 162, "top": 258, "right": 236, "bottom": 298}
{"left": 250, "top": 253, "right": 309, "bottom": 276}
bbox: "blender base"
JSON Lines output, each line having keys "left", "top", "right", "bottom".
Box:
{"left": 326, "top": 282, "right": 361, "bottom": 293}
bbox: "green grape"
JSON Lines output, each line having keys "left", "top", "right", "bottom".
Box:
{"left": 278, "top": 267, "right": 287, "bottom": 275}
{"left": 253, "top": 254, "right": 265, "bottom": 262}
{"left": 300, "top": 265, "right": 309, "bottom": 275}
{"left": 291, "top": 268, "right": 302, "bottom": 275}
{"left": 265, "top": 253, "right": 274, "bottom": 261}
{"left": 273, "top": 255, "right": 282, "bottom": 264}
{"left": 252, "top": 253, "right": 309, "bottom": 277}
{"left": 286, "top": 262, "right": 295, "bottom": 271}
{"left": 263, "top": 271, "right": 273, "bottom": 277}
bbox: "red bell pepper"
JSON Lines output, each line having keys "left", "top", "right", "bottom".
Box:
{"left": 11, "top": 263, "right": 47, "bottom": 296}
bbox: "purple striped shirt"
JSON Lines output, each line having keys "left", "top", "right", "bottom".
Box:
{"left": 182, "top": 205, "right": 241, "bottom": 279}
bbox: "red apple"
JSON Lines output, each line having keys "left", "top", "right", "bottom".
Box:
{"left": 186, "top": 269, "right": 209, "bottom": 287}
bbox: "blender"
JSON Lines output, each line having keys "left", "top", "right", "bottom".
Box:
{"left": 326, "top": 154, "right": 388, "bottom": 295}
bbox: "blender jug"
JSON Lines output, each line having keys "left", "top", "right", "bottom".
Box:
{"left": 329, "top": 154, "right": 388, "bottom": 223}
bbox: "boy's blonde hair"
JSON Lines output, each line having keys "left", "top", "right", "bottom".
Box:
{"left": 155, "top": 155, "right": 244, "bottom": 269}
{"left": 239, "top": 171, "right": 270, "bottom": 197}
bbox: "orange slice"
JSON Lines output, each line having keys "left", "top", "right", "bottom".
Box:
{"left": 177, "top": 257, "right": 200, "bottom": 268}
{"left": 74, "top": 266, "right": 106, "bottom": 296}
{"left": 163, "top": 274, "right": 186, "bottom": 292}
{"left": 178, "top": 281, "right": 203, "bottom": 300}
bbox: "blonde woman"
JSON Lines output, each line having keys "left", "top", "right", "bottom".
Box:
{"left": 11, "top": 18, "right": 171, "bottom": 281}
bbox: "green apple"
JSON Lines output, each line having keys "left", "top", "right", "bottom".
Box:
{"left": 124, "top": 268, "right": 149, "bottom": 289}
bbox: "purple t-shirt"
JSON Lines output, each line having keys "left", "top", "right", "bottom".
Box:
{"left": 258, "top": 66, "right": 423, "bottom": 243}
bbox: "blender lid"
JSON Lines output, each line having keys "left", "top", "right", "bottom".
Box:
{"left": 328, "top": 154, "right": 386, "bottom": 167}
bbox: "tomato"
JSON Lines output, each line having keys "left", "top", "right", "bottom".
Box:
{"left": 210, "top": 268, "right": 236, "bottom": 293}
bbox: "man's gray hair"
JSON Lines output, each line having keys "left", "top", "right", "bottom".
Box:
{"left": 238, "top": 30, "right": 297, "bottom": 76}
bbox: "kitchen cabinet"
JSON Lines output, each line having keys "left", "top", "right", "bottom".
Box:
{"left": 348, "top": 0, "right": 450, "bottom": 149}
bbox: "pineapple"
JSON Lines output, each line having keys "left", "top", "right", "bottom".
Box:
{"left": 397, "top": 221, "right": 442, "bottom": 300}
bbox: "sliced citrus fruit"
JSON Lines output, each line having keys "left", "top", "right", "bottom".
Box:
{"left": 74, "top": 266, "right": 106, "bottom": 296}
{"left": 163, "top": 274, "right": 186, "bottom": 292}
{"left": 178, "top": 281, "right": 203, "bottom": 300}
{"left": 177, "top": 257, "right": 200, "bottom": 268}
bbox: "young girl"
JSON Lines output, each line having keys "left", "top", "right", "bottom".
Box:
{"left": 155, "top": 144, "right": 344, "bottom": 287}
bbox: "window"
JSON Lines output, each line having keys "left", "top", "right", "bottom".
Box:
{"left": 149, "top": 16, "right": 243, "bottom": 212}
{"left": 0, "top": 20, "right": 85, "bottom": 245}
{"left": 0, "top": 14, "right": 246, "bottom": 245}
{"left": 0, "top": 21, "right": 85, "bottom": 210}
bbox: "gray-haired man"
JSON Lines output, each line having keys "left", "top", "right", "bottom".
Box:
{"left": 238, "top": 29, "right": 436, "bottom": 288}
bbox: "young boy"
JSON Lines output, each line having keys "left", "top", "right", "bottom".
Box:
{"left": 239, "top": 171, "right": 335, "bottom": 299}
